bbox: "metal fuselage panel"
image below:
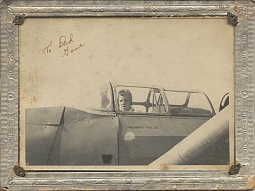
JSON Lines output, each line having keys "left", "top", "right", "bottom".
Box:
{"left": 25, "top": 106, "right": 65, "bottom": 165}
{"left": 59, "top": 116, "right": 118, "bottom": 165}
{"left": 25, "top": 107, "right": 212, "bottom": 165}
{"left": 25, "top": 107, "right": 119, "bottom": 166}
{"left": 118, "top": 115, "right": 209, "bottom": 165}
{"left": 25, "top": 124, "right": 59, "bottom": 165}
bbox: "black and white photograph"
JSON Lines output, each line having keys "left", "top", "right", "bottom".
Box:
{"left": 19, "top": 17, "right": 234, "bottom": 169}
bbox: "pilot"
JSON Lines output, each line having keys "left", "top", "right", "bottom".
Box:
{"left": 117, "top": 89, "right": 135, "bottom": 112}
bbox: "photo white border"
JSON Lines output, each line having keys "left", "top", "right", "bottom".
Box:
{"left": 0, "top": 0, "right": 254, "bottom": 190}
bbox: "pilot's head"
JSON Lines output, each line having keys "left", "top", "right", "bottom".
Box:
{"left": 118, "top": 89, "right": 132, "bottom": 112}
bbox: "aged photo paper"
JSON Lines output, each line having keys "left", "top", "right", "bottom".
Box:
{"left": 19, "top": 17, "right": 234, "bottom": 170}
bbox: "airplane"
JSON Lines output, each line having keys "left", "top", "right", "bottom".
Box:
{"left": 25, "top": 82, "right": 229, "bottom": 166}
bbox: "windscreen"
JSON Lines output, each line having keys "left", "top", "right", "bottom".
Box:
{"left": 86, "top": 82, "right": 113, "bottom": 111}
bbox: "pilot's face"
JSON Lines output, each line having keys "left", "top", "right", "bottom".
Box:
{"left": 118, "top": 94, "right": 131, "bottom": 111}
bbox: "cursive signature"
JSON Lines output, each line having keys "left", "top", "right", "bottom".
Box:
{"left": 59, "top": 34, "right": 74, "bottom": 48}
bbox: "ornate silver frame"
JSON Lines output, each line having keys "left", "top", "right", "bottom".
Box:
{"left": 0, "top": 0, "right": 254, "bottom": 190}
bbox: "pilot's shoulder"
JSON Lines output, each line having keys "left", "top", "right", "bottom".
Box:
{"left": 129, "top": 107, "right": 135, "bottom": 112}
{"left": 129, "top": 107, "right": 142, "bottom": 113}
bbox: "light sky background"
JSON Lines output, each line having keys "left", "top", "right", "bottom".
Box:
{"left": 19, "top": 18, "right": 234, "bottom": 114}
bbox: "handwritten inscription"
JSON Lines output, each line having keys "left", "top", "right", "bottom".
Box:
{"left": 42, "top": 33, "right": 85, "bottom": 57}
{"left": 62, "top": 43, "right": 85, "bottom": 57}
{"left": 59, "top": 34, "right": 74, "bottom": 48}
{"left": 42, "top": 41, "right": 52, "bottom": 54}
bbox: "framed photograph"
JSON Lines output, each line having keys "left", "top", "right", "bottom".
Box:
{"left": 0, "top": 0, "right": 254, "bottom": 190}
